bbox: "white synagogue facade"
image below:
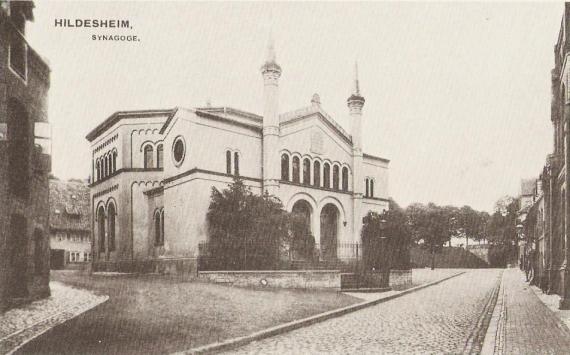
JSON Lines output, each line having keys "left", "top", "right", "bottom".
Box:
{"left": 86, "top": 43, "right": 390, "bottom": 273}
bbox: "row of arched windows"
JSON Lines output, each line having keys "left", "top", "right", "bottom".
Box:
{"left": 143, "top": 143, "right": 164, "bottom": 169}
{"left": 154, "top": 208, "right": 165, "bottom": 246}
{"left": 365, "top": 177, "right": 375, "bottom": 198}
{"left": 226, "top": 150, "right": 240, "bottom": 176}
{"left": 281, "top": 153, "right": 350, "bottom": 191}
{"left": 96, "top": 150, "right": 117, "bottom": 181}
{"left": 97, "top": 202, "right": 116, "bottom": 253}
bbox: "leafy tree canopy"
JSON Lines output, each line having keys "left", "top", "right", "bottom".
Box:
{"left": 486, "top": 195, "right": 520, "bottom": 246}
{"left": 206, "top": 178, "right": 289, "bottom": 270}
{"left": 205, "top": 177, "right": 315, "bottom": 270}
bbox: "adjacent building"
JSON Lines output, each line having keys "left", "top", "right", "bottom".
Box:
{"left": 526, "top": 3, "right": 570, "bottom": 309}
{"left": 49, "top": 179, "right": 91, "bottom": 269}
{"left": 86, "top": 43, "right": 390, "bottom": 274}
{"left": 521, "top": 179, "right": 546, "bottom": 286}
{"left": 0, "top": 1, "right": 51, "bottom": 311}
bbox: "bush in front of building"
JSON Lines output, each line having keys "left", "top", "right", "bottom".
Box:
{"left": 206, "top": 177, "right": 314, "bottom": 270}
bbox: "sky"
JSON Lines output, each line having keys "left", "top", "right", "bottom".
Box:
{"left": 26, "top": 1, "right": 564, "bottom": 212}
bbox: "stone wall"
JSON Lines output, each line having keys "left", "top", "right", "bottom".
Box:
{"left": 198, "top": 270, "right": 341, "bottom": 289}
{"left": 466, "top": 245, "right": 491, "bottom": 265}
{"left": 411, "top": 246, "right": 489, "bottom": 269}
{"left": 93, "top": 257, "right": 198, "bottom": 277}
{"left": 390, "top": 269, "right": 412, "bottom": 288}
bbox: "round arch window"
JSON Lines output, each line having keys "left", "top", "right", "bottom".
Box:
{"left": 172, "top": 136, "right": 186, "bottom": 166}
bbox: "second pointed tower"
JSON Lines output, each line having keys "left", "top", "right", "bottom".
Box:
{"left": 261, "top": 37, "right": 282, "bottom": 195}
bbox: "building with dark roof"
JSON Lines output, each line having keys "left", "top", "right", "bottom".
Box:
{"left": 49, "top": 179, "right": 91, "bottom": 269}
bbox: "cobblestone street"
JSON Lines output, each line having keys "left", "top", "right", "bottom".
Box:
{"left": 227, "top": 269, "right": 503, "bottom": 354}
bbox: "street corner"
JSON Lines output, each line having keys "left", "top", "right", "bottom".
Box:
{"left": 0, "top": 281, "right": 108, "bottom": 355}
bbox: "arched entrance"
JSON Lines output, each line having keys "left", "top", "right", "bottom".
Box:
{"left": 291, "top": 200, "right": 314, "bottom": 260}
{"left": 292, "top": 200, "right": 312, "bottom": 233}
{"left": 320, "top": 204, "right": 339, "bottom": 261}
{"left": 97, "top": 206, "right": 106, "bottom": 258}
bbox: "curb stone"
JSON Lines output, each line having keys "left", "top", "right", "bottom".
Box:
{"left": 465, "top": 270, "right": 503, "bottom": 355}
{"left": 481, "top": 272, "right": 506, "bottom": 355}
{"left": 178, "top": 271, "right": 466, "bottom": 355}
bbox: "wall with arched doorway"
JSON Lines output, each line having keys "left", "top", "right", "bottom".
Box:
{"left": 284, "top": 187, "right": 353, "bottom": 261}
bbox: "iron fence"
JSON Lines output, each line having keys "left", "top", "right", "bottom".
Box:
{"left": 197, "top": 241, "right": 364, "bottom": 271}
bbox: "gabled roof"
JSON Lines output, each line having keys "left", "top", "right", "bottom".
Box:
{"left": 49, "top": 179, "right": 90, "bottom": 233}
{"left": 279, "top": 105, "right": 353, "bottom": 145}
{"left": 158, "top": 104, "right": 353, "bottom": 144}
{"left": 195, "top": 106, "right": 262, "bottom": 123}
{"left": 86, "top": 109, "right": 177, "bottom": 142}
{"left": 363, "top": 153, "right": 390, "bottom": 164}
{"left": 159, "top": 106, "right": 262, "bottom": 134}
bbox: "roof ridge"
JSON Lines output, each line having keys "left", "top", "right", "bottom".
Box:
{"left": 279, "top": 105, "right": 352, "bottom": 143}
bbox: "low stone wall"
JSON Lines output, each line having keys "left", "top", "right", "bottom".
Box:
{"left": 390, "top": 269, "right": 412, "bottom": 288}
{"left": 466, "top": 245, "right": 491, "bottom": 265}
{"left": 92, "top": 257, "right": 198, "bottom": 277}
{"left": 198, "top": 270, "right": 341, "bottom": 289}
{"left": 359, "top": 271, "right": 389, "bottom": 288}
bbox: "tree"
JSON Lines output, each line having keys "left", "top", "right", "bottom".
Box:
{"left": 385, "top": 199, "right": 412, "bottom": 269}
{"left": 406, "top": 203, "right": 455, "bottom": 269}
{"left": 487, "top": 196, "right": 519, "bottom": 246}
{"left": 454, "top": 205, "right": 489, "bottom": 246}
{"left": 205, "top": 177, "right": 314, "bottom": 270}
{"left": 361, "top": 199, "right": 411, "bottom": 271}
{"left": 206, "top": 177, "right": 289, "bottom": 270}
{"left": 486, "top": 196, "right": 519, "bottom": 267}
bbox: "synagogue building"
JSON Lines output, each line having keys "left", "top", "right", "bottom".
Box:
{"left": 86, "top": 42, "right": 390, "bottom": 273}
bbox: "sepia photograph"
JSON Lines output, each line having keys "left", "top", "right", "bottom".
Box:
{"left": 1, "top": 0, "right": 570, "bottom": 354}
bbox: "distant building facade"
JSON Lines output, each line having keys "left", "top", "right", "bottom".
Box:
{"left": 518, "top": 178, "right": 540, "bottom": 269}
{"left": 0, "top": 1, "right": 51, "bottom": 311}
{"left": 86, "top": 44, "right": 390, "bottom": 274}
{"left": 521, "top": 179, "right": 546, "bottom": 286}
{"left": 49, "top": 179, "right": 91, "bottom": 269}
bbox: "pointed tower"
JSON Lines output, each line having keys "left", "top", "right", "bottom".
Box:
{"left": 348, "top": 62, "right": 366, "bottom": 241}
{"left": 261, "top": 36, "right": 282, "bottom": 195}
{"left": 348, "top": 62, "right": 365, "bottom": 150}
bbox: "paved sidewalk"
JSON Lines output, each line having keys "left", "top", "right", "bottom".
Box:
{"left": 0, "top": 281, "right": 108, "bottom": 355}
{"left": 483, "top": 269, "right": 570, "bottom": 355}
{"left": 529, "top": 282, "right": 570, "bottom": 332}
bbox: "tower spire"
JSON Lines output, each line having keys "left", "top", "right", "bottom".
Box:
{"left": 267, "top": 31, "right": 276, "bottom": 63}
{"left": 347, "top": 61, "right": 364, "bottom": 104}
{"left": 353, "top": 61, "right": 360, "bottom": 96}
{"left": 261, "top": 31, "right": 281, "bottom": 74}
{"left": 260, "top": 33, "right": 281, "bottom": 196}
